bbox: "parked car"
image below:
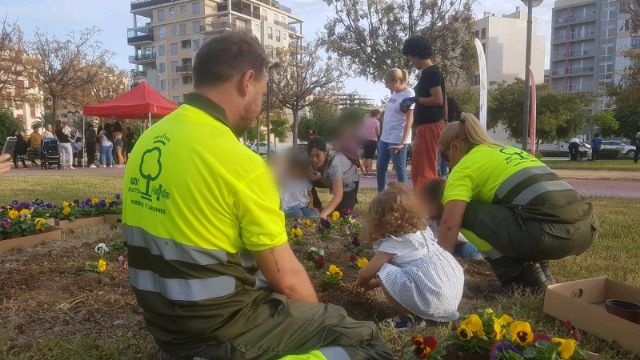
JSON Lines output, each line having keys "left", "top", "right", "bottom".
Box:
{"left": 538, "top": 141, "right": 591, "bottom": 159}
{"left": 247, "top": 142, "right": 275, "bottom": 155}
{"left": 600, "top": 140, "right": 636, "bottom": 158}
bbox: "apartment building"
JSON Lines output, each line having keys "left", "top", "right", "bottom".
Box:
{"left": 472, "top": 8, "right": 546, "bottom": 84}
{"left": 550, "top": 0, "right": 635, "bottom": 112}
{"left": 128, "top": 0, "right": 303, "bottom": 104}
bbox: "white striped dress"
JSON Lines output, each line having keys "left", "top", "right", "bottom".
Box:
{"left": 375, "top": 228, "right": 464, "bottom": 322}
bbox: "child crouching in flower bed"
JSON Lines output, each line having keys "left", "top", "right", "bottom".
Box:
{"left": 278, "top": 151, "right": 319, "bottom": 219}
{"left": 356, "top": 182, "right": 464, "bottom": 330}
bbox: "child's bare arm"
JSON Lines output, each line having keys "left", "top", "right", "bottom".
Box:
{"left": 356, "top": 251, "right": 393, "bottom": 288}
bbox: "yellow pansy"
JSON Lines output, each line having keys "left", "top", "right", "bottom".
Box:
{"left": 461, "top": 314, "right": 484, "bottom": 336}
{"left": 304, "top": 218, "right": 313, "bottom": 227}
{"left": 327, "top": 264, "right": 343, "bottom": 279}
{"left": 493, "top": 314, "right": 513, "bottom": 340}
{"left": 456, "top": 325, "right": 473, "bottom": 340}
{"left": 290, "top": 227, "right": 303, "bottom": 238}
{"left": 91, "top": 197, "right": 99, "bottom": 206}
{"left": 63, "top": 201, "right": 71, "bottom": 208}
{"left": 97, "top": 258, "right": 107, "bottom": 273}
{"left": 34, "top": 218, "right": 46, "bottom": 231}
{"left": 552, "top": 338, "right": 577, "bottom": 360}
{"left": 356, "top": 257, "right": 368, "bottom": 269}
{"left": 63, "top": 206, "right": 71, "bottom": 216}
{"left": 105, "top": 199, "right": 112, "bottom": 206}
{"left": 8, "top": 210, "right": 19, "bottom": 219}
{"left": 510, "top": 321, "right": 534, "bottom": 346}
{"left": 20, "top": 209, "right": 31, "bottom": 217}
{"left": 331, "top": 211, "right": 340, "bottom": 221}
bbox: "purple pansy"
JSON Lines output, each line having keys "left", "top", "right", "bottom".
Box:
{"left": 491, "top": 342, "right": 523, "bottom": 360}
{"left": 2, "top": 218, "right": 11, "bottom": 229}
{"left": 115, "top": 193, "right": 122, "bottom": 200}
{"left": 97, "top": 200, "right": 107, "bottom": 207}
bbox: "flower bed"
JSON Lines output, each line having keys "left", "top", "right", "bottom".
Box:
{"left": 0, "top": 206, "right": 61, "bottom": 254}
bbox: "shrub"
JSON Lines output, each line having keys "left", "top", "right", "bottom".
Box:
{"left": 597, "top": 149, "right": 620, "bottom": 160}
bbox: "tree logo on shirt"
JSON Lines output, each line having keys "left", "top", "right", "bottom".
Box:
{"left": 499, "top": 147, "right": 535, "bottom": 166}
{"left": 139, "top": 147, "right": 163, "bottom": 201}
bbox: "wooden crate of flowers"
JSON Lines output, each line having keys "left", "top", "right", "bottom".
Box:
{"left": 0, "top": 207, "right": 62, "bottom": 254}
{"left": 54, "top": 195, "right": 122, "bottom": 231}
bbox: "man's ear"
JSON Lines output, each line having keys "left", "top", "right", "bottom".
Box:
{"left": 237, "top": 69, "right": 256, "bottom": 97}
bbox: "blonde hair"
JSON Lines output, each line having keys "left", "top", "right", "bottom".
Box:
{"left": 384, "top": 68, "right": 409, "bottom": 85}
{"left": 439, "top": 113, "right": 500, "bottom": 149}
{"left": 365, "top": 182, "right": 426, "bottom": 241}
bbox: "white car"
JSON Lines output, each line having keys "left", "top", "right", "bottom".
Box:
{"left": 600, "top": 140, "right": 636, "bottom": 158}
{"left": 248, "top": 142, "right": 274, "bottom": 155}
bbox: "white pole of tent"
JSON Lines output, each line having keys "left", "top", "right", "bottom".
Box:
{"left": 82, "top": 115, "right": 86, "bottom": 168}
{"left": 148, "top": 112, "right": 151, "bottom": 128}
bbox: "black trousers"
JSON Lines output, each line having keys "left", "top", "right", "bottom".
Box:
{"left": 86, "top": 142, "right": 96, "bottom": 166}
{"left": 635, "top": 145, "right": 639, "bottom": 164}
{"left": 568, "top": 143, "right": 580, "bottom": 161}
{"left": 461, "top": 201, "right": 598, "bottom": 283}
{"left": 311, "top": 181, "right": 359, "bottom": 214}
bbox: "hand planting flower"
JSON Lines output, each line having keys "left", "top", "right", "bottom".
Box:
{"left": 509, "top": 321, "right": 534, "bottom": 346}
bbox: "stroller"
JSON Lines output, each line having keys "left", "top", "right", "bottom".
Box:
{"left": 41, "top": 138, "right": 61, "bottom": 170}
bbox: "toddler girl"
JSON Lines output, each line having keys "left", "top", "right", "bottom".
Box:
{"left": 356, "top": 182, "right": 464, "bottom": 330}
{"left": 279, "top": 152, "right": 318, "bottom": 218}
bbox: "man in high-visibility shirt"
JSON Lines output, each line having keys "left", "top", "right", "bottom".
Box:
{"left": 123, "top": 32, "right": 393, "bottom": 360}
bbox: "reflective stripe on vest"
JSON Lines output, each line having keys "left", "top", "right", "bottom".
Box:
{"left": 124, "top": 224, "right": 227, "bottom": 265}
{"left": 460, "top": 229, "right": 502, "bottom": 259}
{"left": 129, "top": 267, "right": 236, "bottom": 301}
{"left": 495, "top": 166, "right": 553, "bottom": 199}
{"left": 512, "top": 180, "right": 574, "bottom": 205}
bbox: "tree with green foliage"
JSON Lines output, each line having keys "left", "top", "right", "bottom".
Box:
{"left": 591, "top": 111, "right": 619, "bottom": 138}
{"left": 608, "top": 50, "right": 640, "bottom": 140}
{"left": 338, "top": 107, "right": 369, "bottom": 129}
{"left": 0, "top": 107, "right": 22, "bottom": 147}
{"left": 448, "top": 87, "right": 480, "bottom": 119}
{"left": 245, "top": 126, "right": 266, "bottom": 143}
{"left": 489, "top": 79, "right": 590, "bottom": 144}
{"left": 297, "top": 103, "right": 340, "bottom": 142}
{"left": 269, "top": 116, "right": 290, "bottom": 142}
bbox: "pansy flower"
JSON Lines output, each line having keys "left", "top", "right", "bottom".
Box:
{"left": 509, "top": 321, "right": 534, "bottom": 346}
{"left": 551, "top": 338, "right": 577, "bottom": 360}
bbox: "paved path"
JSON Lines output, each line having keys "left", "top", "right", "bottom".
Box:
{"left": 4, "top": 167, "right": 640, "bottom": 198}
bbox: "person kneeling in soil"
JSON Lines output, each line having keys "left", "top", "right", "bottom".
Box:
{"left": 356, "top": 182, "right": 464, "bottom": 330}
{"left": 437, "top": 113, "right": 598, "bottom": 289}
{"left": 421, "top": 179, "right": 483, "bottom": 261}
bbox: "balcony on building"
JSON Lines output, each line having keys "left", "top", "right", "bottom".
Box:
{"left": 129, "top": 52, "right": 156, "bottom": 64}
{"left": 550, "top": 66, "right": 595, "bottom": 77}
{"left": 127, "top": 25, "right": 154, "bottom": 45}
{"left": 553, "top": 13, "right": 597, "bottom": 26}
{"left": 551, "top": 49, "right": 594, "bottom": 61}
{"left": 201, "top": 16, "right": 252, "bottom": 34}
{"left": 552, "top": 31, "right": 596, "bottom": 44}
{"left": 130, "top": 69, "right": 147, "bottom": 80}
{"left": 131, "top": 0, "right": 173, "bottom": 11}
{"left": 175, "top": 64, "right": 192, "bottom": 74}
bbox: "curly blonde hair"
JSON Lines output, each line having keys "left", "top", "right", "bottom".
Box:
{"left": 365, "top": 182, "right": 427, "bottom": 241}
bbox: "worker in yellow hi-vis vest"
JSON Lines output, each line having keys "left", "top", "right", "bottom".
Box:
{"left": 123, "top": 32, "right": 392, "bottom": 360}
{"left": 436, "top": 113, "right": 598, "bottom": 289}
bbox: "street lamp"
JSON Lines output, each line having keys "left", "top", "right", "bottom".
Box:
{"left": 521, "top": 0, "right": 544, "bottom": 151}
{"left": 266, "top": 62, "right": 282, "bottom": 158}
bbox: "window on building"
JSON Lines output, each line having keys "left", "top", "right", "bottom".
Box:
{"left": 173, "top": 96, "right": 181, "bottom": 103}
{"left": 193, "top": 20, "right": 201, "bottom": 33}
{"left": 180, "top": 4, "right": 187, "bottom": 13}
{"left": 181, "top": 39, "right": 191, "bottom": 49}
{"left": 179, "top": 23, "right": 187, "bottom": 35}
{"left": 169, "top": 6, "right": 176, "bottom": 15}
{"left": 160, "top": 79, "right": 167, "bottom": 91}
{"left": 157, "top": 9, "right": 165, "bottom": 21}
{"left": 632, "top": 37, "right": 640, "bottom": 49}
{"left": 172, "top": 78, "right": 181, "bottom": 90}
{"left": 481, "top": 28, "right": 486, "bottom": 39}
{"left": 473, "top": 30, "right": 479, "bottom": 38}
{"left": 171, "top": 24, "right": 178, "bottom": 36}
{"left": 192, "top": 39, "right": 201, "bottom": 51}
{"left": 158, "top": 44, "right": 165, "bottom": 56}
{"left": 267, "top": 27, "right": 273, "bottom": 40}
{"left": 276, "top": 29, "right": 280, "bottom": 42}
{"left": 159, "top": 62, "right": 166, "bottom": 73}
{"left": 192, "top": 2, "right": 201, "bottom": 14}
{"left": 170, "top": 43, "right": 178, "bottom": 55}
{"left": 158, "top": 27, "right": 166, "bottom": 38}
{"left": 183, "top": 76, "right": 193, "bottom": 85}
{"left": 171, "top": 61, "right": 179, "bottom": 72}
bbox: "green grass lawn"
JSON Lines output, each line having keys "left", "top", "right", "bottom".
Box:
{"left": 1, "top": 175, "right": 639, "bottom": 359}
{"left": 545, "top": 159, "right": 640, "bottom": 171}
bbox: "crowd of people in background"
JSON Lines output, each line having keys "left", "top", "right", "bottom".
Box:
{"left": 5, "top": 120, "right": 137, "bottom": 170}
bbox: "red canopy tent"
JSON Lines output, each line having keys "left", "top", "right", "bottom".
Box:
{"left": 82, "top": 82, "right": 178, "bottom": 120}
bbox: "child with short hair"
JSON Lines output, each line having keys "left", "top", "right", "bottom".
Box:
{"left": 356, "top": 182, "right": 464, "bottom": 330}
{"left": 279, "top": 153, "right": 319, "bottom": 219}
{"left": 421, "top": 179, "right": 483, "bottom": 260}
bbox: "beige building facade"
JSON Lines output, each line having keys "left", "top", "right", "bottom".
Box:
{"left": 473, "top": 8, "right": 546, "bottom": 84}
{"left": 128, "top": 0, "right": 303, "bottom": 104}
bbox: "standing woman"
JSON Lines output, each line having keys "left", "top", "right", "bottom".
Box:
{"left": 359, "top": 109, "right": 381, "bottom": 177}
{"left": 98, "top": 123, "right": 114, "bottom": 168}
{"left": 401, "top": 35, "right": 446, "bottom": 190}
{"left": 113, "top": 121, "right": 125, "bottom": 167}
{"left": 307, "top": 137, "right": 359, "bottom": 218}
{"left": 376, "top": 69, "right": 414, "bottom": 192}
{"left": 437, "top": 113, "right": 597, "bottom": 289}
{"left": 54, "top": 120, "right": 74, "bottom": 170}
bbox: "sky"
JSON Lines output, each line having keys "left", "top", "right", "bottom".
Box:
{"left": 1, "top": 0, "right": 555, "bottom": 103}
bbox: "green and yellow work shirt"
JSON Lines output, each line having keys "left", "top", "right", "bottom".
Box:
{"left": 443, "top": 144, "right": 592, "bottom": 252}
{"left": 122, "top": 92, "right": 287, "bottom": 355}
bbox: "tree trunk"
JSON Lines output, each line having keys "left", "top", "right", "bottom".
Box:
{"left": 51, "top": 95, "right": 58, "bottom": 127}
{"left": 292, "top": 110, "right": 299, "bottom": 147}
